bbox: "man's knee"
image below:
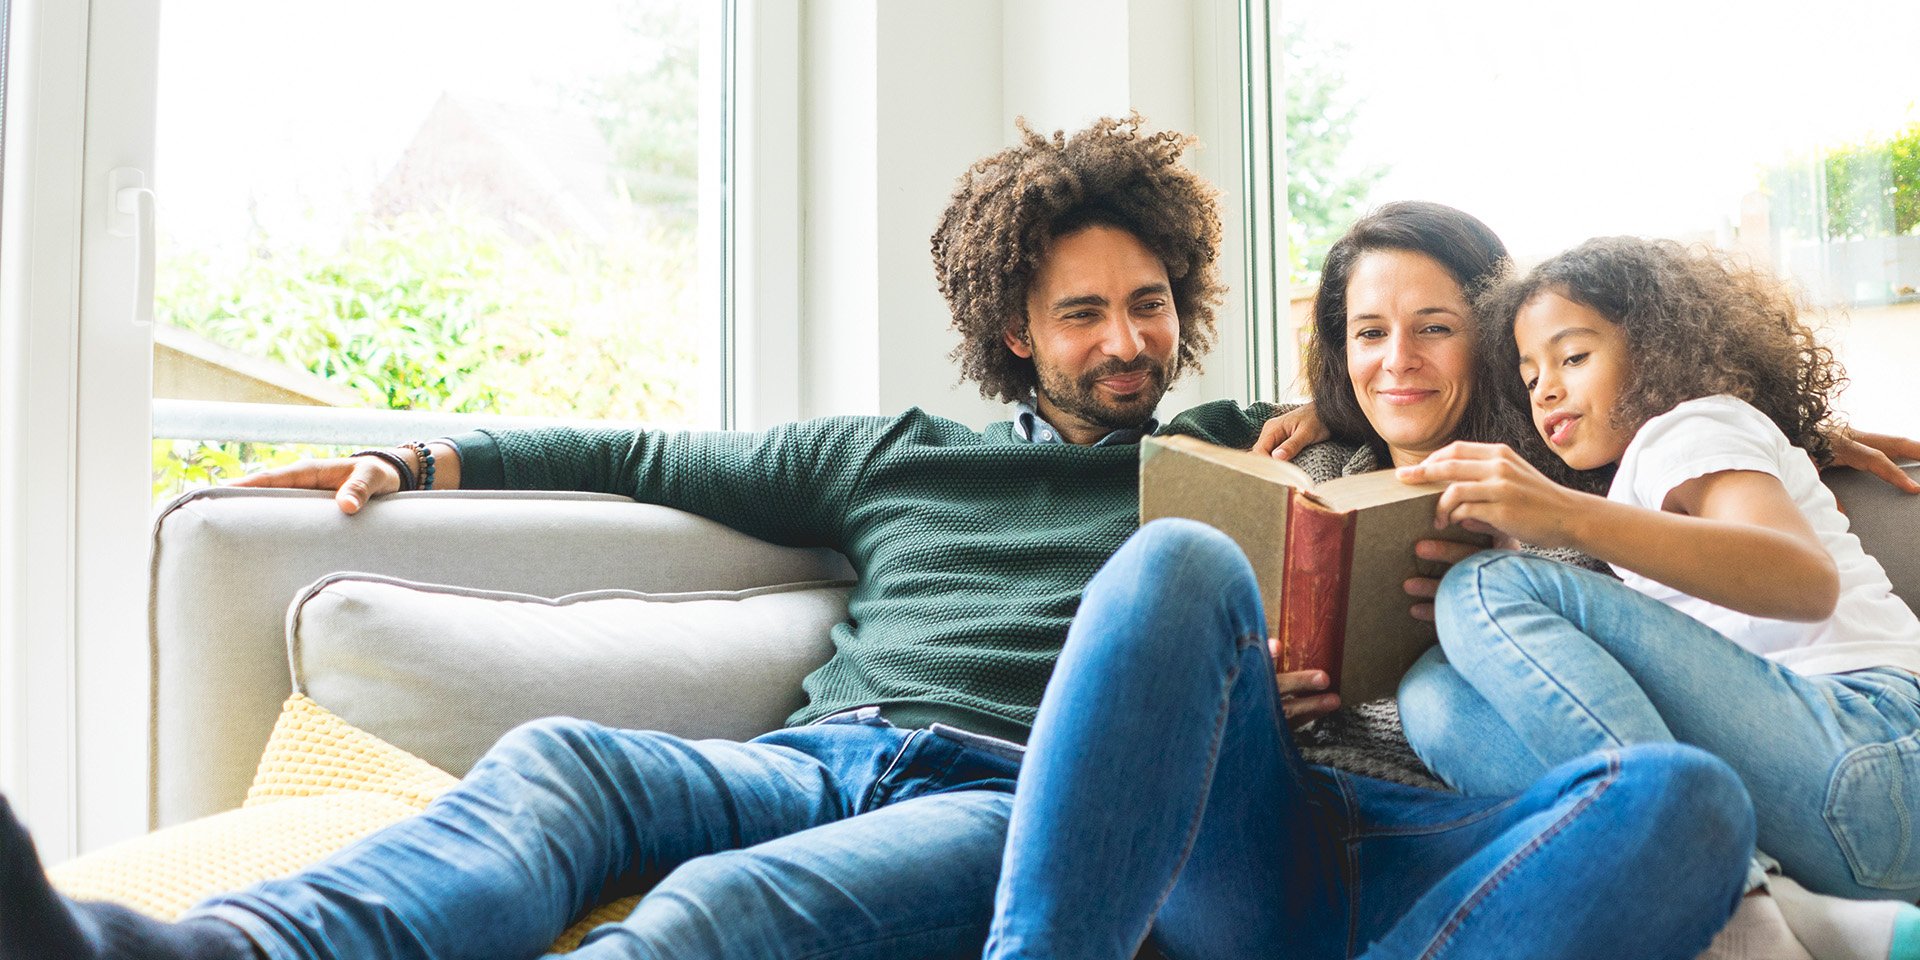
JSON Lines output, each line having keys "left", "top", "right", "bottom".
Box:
{"left": 475, "top": 715, "right": 642, "bottom": 787}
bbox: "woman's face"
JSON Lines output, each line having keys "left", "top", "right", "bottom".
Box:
{"left": 1344, "top": 249, "right": 1477, "bottom": 467}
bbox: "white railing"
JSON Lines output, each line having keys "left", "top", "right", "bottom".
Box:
{"left": 151, "top": 399, "right": 646, "bottom": 446}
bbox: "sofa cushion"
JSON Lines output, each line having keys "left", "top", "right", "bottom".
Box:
{"left": 53, "top": 694, "right": 635, "bottom": 953}
{"left": 288, "top": 573, "right": 852, "bottom": 776}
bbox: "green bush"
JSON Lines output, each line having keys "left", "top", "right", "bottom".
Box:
{"left": 1766, "top": 121, "right": 1920, "bottom": 242}
{"left": 153, "top": 202, "right": 705, "bottom": 501}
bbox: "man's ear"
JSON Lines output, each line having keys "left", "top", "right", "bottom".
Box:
{"left": 1003, "top": 324, "right": 1034, "bottom": 359}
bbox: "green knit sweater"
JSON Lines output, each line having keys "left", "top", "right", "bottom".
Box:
{"left": 451, "top": 399, "right": 1275, "bottom": 742}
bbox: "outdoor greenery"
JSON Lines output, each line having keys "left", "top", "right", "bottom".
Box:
{"left": 1765, "top": 120, "right": 1920, "bottom": 242}
{"left": 154, "top": 0, "right": 703, "bottom": 502}
{"left": 153, "top": 204, "right": 701, "bottom": 500}
{"left": 1284, "top": 28, "right": 1387, "bottom": 284}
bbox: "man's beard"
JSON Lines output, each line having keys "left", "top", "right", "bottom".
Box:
{"left": 1034, "top": 356, "right": 1174, "bottom": 432}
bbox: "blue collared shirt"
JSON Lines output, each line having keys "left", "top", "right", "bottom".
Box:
{"left": 1012, "top": 401, "right": 1158, "bottom": 447}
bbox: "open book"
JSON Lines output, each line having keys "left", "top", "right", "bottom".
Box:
{"left": 1139, "top": 435, "right": 1490, "bottom": 703}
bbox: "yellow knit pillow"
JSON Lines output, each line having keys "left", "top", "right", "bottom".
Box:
{"left": 50, "top": 693, "right": 639, "bottom": 952}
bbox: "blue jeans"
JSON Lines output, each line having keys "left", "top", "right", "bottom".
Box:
{"left": 195, "top": 528, "right": 1750, "bottom": 960}
{"left": 985, "top": 520, "right": 1752, "bottom": 960}
{"left": 1400, "top": 550, "right": 1920, "bottom": 902}
{"left": 196, "top": 714, "right": 1022, "bottom": 959}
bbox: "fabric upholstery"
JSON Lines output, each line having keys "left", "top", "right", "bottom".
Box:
{"left": 53, "top": 694, "right": 632, "bottom": 953}
{"left": 289, "top": 574, "right": 850, "bottom": 775}
{"left": 149, "top": 487, "right": 853, "bottom": 826}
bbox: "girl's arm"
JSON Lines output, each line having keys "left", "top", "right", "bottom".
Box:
{"left": 1400, "top": 441, "right": 1840, "bottom": 622}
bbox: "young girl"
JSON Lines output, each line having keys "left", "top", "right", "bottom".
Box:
{"left": 1394, "top": 236, "right": 1920, "bottom": 960}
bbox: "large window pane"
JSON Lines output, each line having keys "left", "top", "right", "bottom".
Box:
{"left": 152, "top": 0, "right": 717, "bottom": 496}
{"left": 1283, "top": 0, "right": 1920, "bottom": 434}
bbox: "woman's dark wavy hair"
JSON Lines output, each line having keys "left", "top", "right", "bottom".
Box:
{"left": 1476, "top": 236, "right": 1846, "bottom": 469}
{"left": 1307, "top": 201, "right": 1536, "bottom": 464}
{"left": 931, "top": 113, "right": 1223, "bottom": 403}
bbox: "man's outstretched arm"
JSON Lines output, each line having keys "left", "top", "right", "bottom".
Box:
{"left": 230, "top": 440, "right": 461, "bottom": 514}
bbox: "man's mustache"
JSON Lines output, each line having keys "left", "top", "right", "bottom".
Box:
{"left": 1082, "top": 358, "right": 1165, "bottom": 384}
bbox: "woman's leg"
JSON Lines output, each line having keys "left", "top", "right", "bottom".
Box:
{"left": 984, "top": 518, "right": 1350, "bottom": 960}
{"left": 1429, "top": 550, "right": 1920, "bottom": 900}
{"left": 1357, "top": 744, "right": 1753, "bottom": 960}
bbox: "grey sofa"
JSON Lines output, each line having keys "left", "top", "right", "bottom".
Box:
{"left": 147, "top": 464, "right": 1920, "bottom": 830}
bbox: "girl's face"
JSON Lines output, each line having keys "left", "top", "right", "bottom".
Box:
{"left": 1513, "top": 291, "right": 1637, "bottom": 470}
{"left": 1344, "top": 250, "right": 1478, "bottom": 468}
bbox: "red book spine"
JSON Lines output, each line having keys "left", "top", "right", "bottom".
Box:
{"left": 1278, "top": 495, "right": 1358, "bottom": 692}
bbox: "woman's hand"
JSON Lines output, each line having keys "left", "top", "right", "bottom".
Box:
{"left": 1269, "top": 643, "right": 1340, "bottom": 728}
{"left": 1403, "top": 538, "right": 1489, "bottom": 621}
{"left": 1395, "top": 441, "right": 1589, "bottom": 549}
{"left": 1830, "top": 428, "right": 1920, "bottom": 494}
{"left": 1253, "top": 403, "right": 1330, "bottom": 461}
{"left": 228, "top": 455, "right": 403, "bottom": 515}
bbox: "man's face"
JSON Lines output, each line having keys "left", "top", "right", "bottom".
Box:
{"left": 1005, "top": 225, "right": 1179, "bottom": 444}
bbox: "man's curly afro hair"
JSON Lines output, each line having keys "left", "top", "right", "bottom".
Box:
{"left": 931, "top": 113, "right": 1224, "bottom": 403}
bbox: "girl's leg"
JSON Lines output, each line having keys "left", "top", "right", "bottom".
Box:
{"left": 1358, "top": 744, "right": 1753, "bottom": 960}
{"left": 1397, "top": 646, "right": 1548, "bottom": 796}
{"left": 1429, "top": 550, "right": 1920, "bottom": 901}
{"left": 985, "top": 519, "right": 1349, "bottom": 960}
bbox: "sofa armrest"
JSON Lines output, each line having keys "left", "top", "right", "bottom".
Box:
{"left": 150, "top": 487, "right": 854, "bottom": 828}
{"left": 1826, "top": 460, "right": 1920, "bottom": 608}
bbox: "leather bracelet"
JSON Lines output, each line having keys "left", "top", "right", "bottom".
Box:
{"left": 404, "top": 440, "right": 436, "bottom": 491}
{"left": 351, "top": 449, "right": 415, "bottom": 492}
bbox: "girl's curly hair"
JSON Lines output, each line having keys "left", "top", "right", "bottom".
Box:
{"left": 1477, "top": 236, "right": 1848, "bottom": 468}
{"left": 931, "top": 113, "right": 1224, "bottom": 403}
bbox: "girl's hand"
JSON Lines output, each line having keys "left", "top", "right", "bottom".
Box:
{"left": 1395, "top": 441, "right": 1587, "bottom": 549}
{"left": 1830, "top": 428, "right": 1920, "bottom": 494}
{"left": 1253, "top": 403, "right": 1330, "bottom": 461}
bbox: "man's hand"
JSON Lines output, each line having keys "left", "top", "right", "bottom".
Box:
{"left": 228, "top": 455, "right": 403, "bottom": 515}
{"left": 1403, "top": 538, "right": 1488, "bottom": 621}
{"left": 1252, "top": 403, "right": 1330, "bottom": 461}
{"left": 1270, "top": 639, "right": 1340, "bottom": 728}
{"left": 1830, "top": 428, "right": 1920, "bottom": 494}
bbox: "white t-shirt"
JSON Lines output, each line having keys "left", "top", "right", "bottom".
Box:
{"left": 1607, "top": 394, "right": 1920, "bottom": 677}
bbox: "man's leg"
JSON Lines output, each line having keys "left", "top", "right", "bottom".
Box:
{"left": 985, "top": 518, "right": 1349, "bottom": 960}
{"left": 569, "top": 790, "right": 1013, "bottom": 960}
{"left": 10, "top": 717, "right": 911, "bottom": 960}
{"left": 1356, "top": 744, "right": 1753, "bottom": 960}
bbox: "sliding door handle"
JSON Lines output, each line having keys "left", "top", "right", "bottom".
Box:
{"left": 106, "top": 167, "right": 156, "bottom": 327}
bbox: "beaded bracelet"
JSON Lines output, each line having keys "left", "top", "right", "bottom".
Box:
{"left": 404, "top": 440, "right": 437, "bottom": 491}
{"left": 351, "top": 449, "right": 416, "bottom": 492}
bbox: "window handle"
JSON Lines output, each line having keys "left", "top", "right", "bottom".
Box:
{"left": 107, "top": 167, "right": 156, "bottom": 327}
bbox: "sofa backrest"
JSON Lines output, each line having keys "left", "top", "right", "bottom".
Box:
{"left": 149, "top": 488, "right": 853, "bottom": 828}
{"left": 1825, "top": 462, "right": 1920, "bottom": 607}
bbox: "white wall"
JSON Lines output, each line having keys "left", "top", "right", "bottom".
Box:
{"left": 775, "top": 0, "right": 1258, "bottom": 429}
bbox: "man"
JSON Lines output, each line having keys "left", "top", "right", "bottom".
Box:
{"left": 0, "top": 115, "right": 1751, "bottom": 960}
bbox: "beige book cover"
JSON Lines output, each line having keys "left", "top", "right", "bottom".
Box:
{"left": 1139, "top": 434, "right": 1489, "bottom": 703}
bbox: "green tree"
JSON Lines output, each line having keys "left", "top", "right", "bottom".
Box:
{"left": 578, "top": 0, "right": 700, "bottom": 215}
{"left": 1285, "top": 29, "right": 1387, "bottom": 284}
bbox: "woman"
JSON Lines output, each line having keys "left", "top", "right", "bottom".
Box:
{"left": 992, "top": 202, "right": 1920, "bottom": 959}
{"left": 983, "top": 203, "right": 1760, "bottom": 960}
